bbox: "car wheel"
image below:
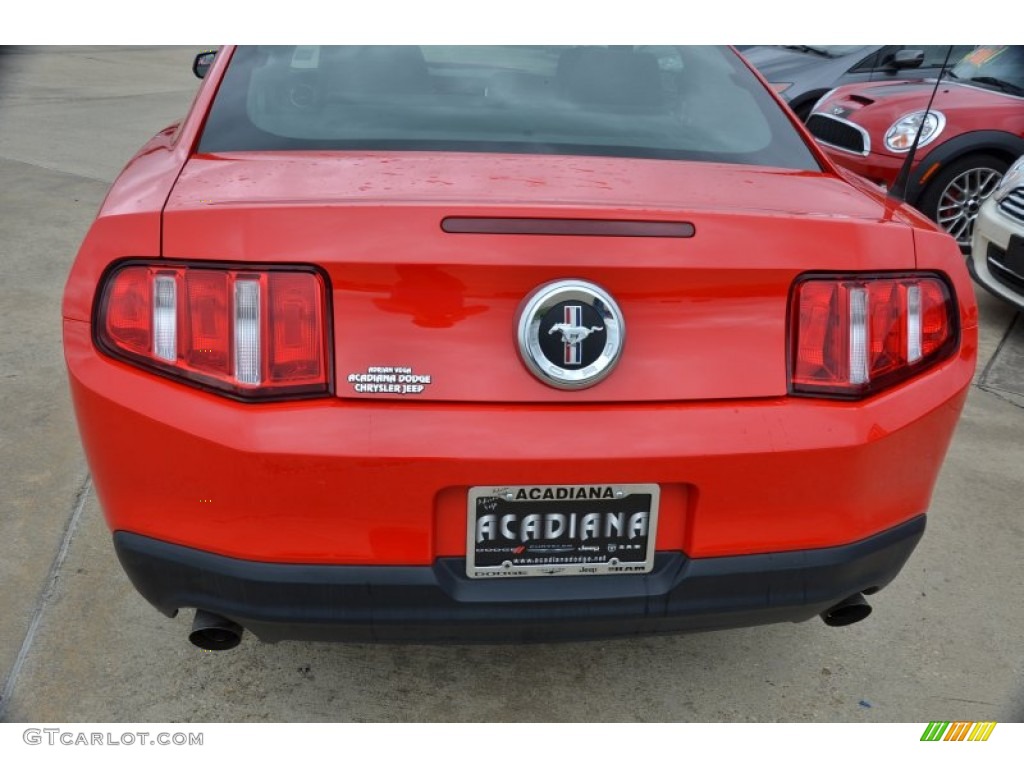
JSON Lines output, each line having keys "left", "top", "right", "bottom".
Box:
{"left": 789, "top": 95, "right": 822, "bottom": 123}
{"left": 918, "top": 153, "right": 1008, "bottom": 252}
{"left": 786, "top": 99, "right": 811, "bottom": 122}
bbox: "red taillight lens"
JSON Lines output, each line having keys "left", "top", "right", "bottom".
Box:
{"left": 183, "top": 269, "right": 231, "bottom": 377}
{"left": 103, "top": 266, "right": 151, "bottom": 356}
{"left": 268, "top": 272, "right": 325, "bottom": 385}
{"left": 793, "top": 281, "right": 847, "bottom": 387}
{"left": 920, "top": 279, "right": 952, "bottom": 359}
{"left": 97, "top": 262, "right": 330, "bottom": 399}
{"left": 791, "top": 274, "right": 956, "bottom": 398}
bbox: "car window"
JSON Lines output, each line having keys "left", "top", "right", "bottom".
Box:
{"left": 198, "top": 45, "right": 820, "bottom": 171}
{"left": 851, "top": 45, "right": 973, "bottom": 73}
{"left": 951, "top": 45, "right": 1024, "bottom": 92}
{"left": 850, "top": 47, "right": 890, "bottom": 73}
{"left": 917, "top": 45, "right": 974, "bottom": 68}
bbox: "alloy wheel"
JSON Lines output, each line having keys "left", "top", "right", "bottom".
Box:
{"left": 936, "top": 166, "right": 1003, "bottom": 249}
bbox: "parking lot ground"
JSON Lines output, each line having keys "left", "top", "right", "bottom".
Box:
{"left": 980, "top": 313, "right": 1024, "bottom": 408}
{"left": 1, "top": 47, "right": 1022, "bottom": 723}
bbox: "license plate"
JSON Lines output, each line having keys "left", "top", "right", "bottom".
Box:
{"left": 466, "top": 484, "right": 659, "bottom": 579}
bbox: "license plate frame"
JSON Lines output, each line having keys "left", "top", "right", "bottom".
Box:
{"left": 466, "top": 484, "right": 660, "bottom": 579}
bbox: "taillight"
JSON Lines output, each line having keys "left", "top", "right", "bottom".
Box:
{"left": 790, "top": 274, "right": 957, "bottom": 398}
{"left": 97, "top": 262, "right": 331, "bottom": 399}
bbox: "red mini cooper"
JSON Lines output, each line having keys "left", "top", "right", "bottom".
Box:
{"left": 63, "top": 46, "right": 977, "bottom": 649}
{"left": 807, "top": 45, "right": 1024, "bottom": 251}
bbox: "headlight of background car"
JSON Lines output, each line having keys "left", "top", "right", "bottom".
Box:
{"left": 884, "top": 110, "right": 946, "bottom": 152}
{"left": 994, "top": 155, "right": 1024, "bottom": 202}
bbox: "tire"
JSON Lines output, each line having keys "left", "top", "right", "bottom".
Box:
{"left": 793, "top": 102, "right": 813, "bottom": 123}
{"left": 790, "top": 94, "right": 824, "bottom": 123}
{"left": 917, "top": 153, "right": 1008, "bottom": 252}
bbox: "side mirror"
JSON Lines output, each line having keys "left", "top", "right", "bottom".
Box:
{"left": 193, "top": 50, "right": 218, "bottom": 80}
{"left": 891, "top": 49, "right": 925, "bottom": 70}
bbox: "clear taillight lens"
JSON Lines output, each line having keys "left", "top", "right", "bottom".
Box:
{"left": 791, "top": 274, "right": 957, "bottom": 398}
{"left": 97, "top": 262, "right": 330, "bottom": 399}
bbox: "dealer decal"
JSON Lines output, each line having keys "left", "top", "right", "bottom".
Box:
{"left": 347, "top": 366, "right": 433, "bottom": 395}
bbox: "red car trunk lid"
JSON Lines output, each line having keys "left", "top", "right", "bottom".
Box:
{"left": 162, "top": 151, "right": 915, "bottom": 403}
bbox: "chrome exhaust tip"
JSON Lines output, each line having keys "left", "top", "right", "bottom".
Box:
{"left": 820, "top": 593, "right": 872, "bottom": 627}
{"left": 189, "top": 609, "right": 243, "bottom": 651}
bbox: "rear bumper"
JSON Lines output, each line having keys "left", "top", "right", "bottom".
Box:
{"left": 66, "top": 319, "right": 973, "bottom": 564}
{"left": 115, "top": 516, "right": 925, "bottom": 642}
{"left": 969, "top": 197, "right": 1024, "bottom": 310}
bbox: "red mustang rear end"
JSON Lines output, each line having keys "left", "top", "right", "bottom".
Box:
{"left": 63, "top": 46, "right": 977, "bottom": 648}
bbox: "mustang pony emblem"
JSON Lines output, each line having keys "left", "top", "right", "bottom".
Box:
{"left": 548, "top": 304, "right": 607, "bottom": 366}
{"left": 548, "top": 322, "right": 604, "bottom": 346}
{"left": 516, "top": 280, "right": 624, "bottom": 389}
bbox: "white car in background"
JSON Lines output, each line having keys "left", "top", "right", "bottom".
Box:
{"left": 971, "top": 156, "right": 1024, "bottom": 310}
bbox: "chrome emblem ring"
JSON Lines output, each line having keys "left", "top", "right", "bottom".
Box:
{"left": 517, "top": 279, "right": 625, "bottom": 390}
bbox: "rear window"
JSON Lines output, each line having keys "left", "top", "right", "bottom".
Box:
{"left": 199, "top": 45, "right": 820, "bottom": 170}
